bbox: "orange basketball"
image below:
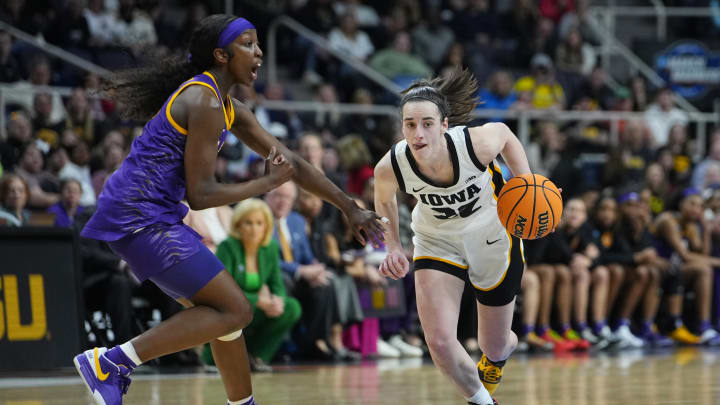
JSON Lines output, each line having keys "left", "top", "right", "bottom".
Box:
{"left": 496, "top": 173, "right": 562, "bottom": 240}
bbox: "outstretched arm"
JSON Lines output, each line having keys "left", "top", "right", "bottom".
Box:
{"left": 374, "top": 152, "right": 409, "bottom": 279}
{"left": 182, "top": 86, "right": 293, "bottom": 210}
{"left": 230, "top": 98, "right": 384, "bottom": 245}
{"left": 468, "top": 122, "right": 531, "bottom": 177}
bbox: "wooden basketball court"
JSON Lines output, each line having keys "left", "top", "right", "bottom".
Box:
{"left": 1, "top": 348, "right": 718, "bottom": 404}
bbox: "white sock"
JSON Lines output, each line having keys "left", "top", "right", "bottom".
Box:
{"left": 227, "top": 395, "right": 253, "bottom": 405}
{"left": 120, "top": 341, "right": 143, "bottom": 366}
{"left": 465, "top": 386, "right": 493, "bottom": 404}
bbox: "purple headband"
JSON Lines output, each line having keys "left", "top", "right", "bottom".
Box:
{"left": 217, "top": 18, "right": 255, "bottom": 48}
{"left": 682, "top": 187, "right": 701, "bottom": 199}
{"left": 617, "top": 192, "right": 639, "bottom": 204}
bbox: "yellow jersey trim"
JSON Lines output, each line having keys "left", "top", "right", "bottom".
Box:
{"left": 202, "top": 71, "right": 233, "bottom": 129}
{"left": 414, "top": 256, "right": 469, "bottom": 270}
{"left": 165, "top": 81, "right": 218, "bottom": 135}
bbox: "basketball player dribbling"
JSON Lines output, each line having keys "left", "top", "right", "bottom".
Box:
{"left": 374, "top": 68, "right": 532, "bottom": 405}
{"left": 73, "top": 15, "right": 384, "bottom": 405}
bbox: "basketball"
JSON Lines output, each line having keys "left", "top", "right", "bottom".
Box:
{"left": 496, "top": 173, "right": 562, "bottom": 240}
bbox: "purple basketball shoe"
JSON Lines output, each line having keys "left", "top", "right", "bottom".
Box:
{"left": 74, "top": 347, "right": 132, "bottom": 405}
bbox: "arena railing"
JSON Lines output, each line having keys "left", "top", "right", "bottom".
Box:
{"left": 0, "top": 21, "right": 110, "bottom": 78}
{"left": 587, "top": 5, "right": 715, "bottom": 114}
{"left": 265, "top": 15, "right": 402, "bottom": 96}
{"left": 2, "top": 85, "right": 717, "bottom": 160}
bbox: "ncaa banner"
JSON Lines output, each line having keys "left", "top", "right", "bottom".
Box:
{"left": 655, "top": 40, "right": 720, "bottom": 99}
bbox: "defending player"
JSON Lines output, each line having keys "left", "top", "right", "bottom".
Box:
{"left": 74, "top": 15, "right": 384, "bottom": 405}
{"left": 374, "top": 67, "right": 531, "bottom": 405}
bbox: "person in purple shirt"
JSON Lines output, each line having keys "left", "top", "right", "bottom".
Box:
{"left": 73, "top": 15, "right": 384, "bottom": 405}
{"left": 47, "top": 178, "right": 85, "bottom": 227}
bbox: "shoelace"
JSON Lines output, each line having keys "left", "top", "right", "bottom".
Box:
{"left": 119, "top": 374, "right": 132, "bottom": 395}
{"left": 483, "top": 365, "right": 501, "bottom": 383}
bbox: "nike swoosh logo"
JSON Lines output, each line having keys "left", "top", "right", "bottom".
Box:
{"left": 486, "top": 239, "right": 502, "bottom": 245}
{"left": 412, "top": 186, "right": 427, "bottom": 192}
{"left": 94, "top": 347, "right": 110, "bottom": 381}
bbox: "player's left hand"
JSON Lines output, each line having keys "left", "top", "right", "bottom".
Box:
{"left": 346, "top": 204, "right": 385, "bottom": 247}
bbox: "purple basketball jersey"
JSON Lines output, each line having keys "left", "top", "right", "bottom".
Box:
{"left": 82, "top": 71, "right": 234, "bottom": 241}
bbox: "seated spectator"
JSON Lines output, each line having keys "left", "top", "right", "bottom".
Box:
{"left": 333, "top": 0, "right": 380, "bottom": 28}
{"left": 589, "top": 195, "right": 639, "bottom": 348}
{"left": 32, "top": 93, "right": 61, "bottom": 148}
{"left": 59, "top": 142, "right": 96, "bottom": 206}
{"left": 578, "top": 66, "right": 613, "bottom": 110}
{"left": 644, "top": 162, "right": 671, "bottom": 217}
{"left": 296, "top": 188, "right": 363, "bottom": 360}
{"left": 336, "top": 135, "right": 374, "bottom": 196}
{"left": 203, "top": 199, "right": 302, "bottom": 370}
{"left": 264, "top": 181, "right": 338, "bottom": 360}
{"left": 0, "top": 174, "right": 31, "bottom": 226}
{"left": 666, "top": 123, "right": 693, "bottom": 184}
{"left": 91, "top": 143, "right": 124, "bottom": 196}
{"left": 114, "top": 0, "right": 157, "bottom": 55}
{"left": 341, "top": 89, "right": 390, "bottom": 160}
{"left": 654, "top": 189, "right": 720, "bottom": 344}
{"left": 298, "top": 133, "right": 346, "bottom": 190}
{"left": 644, "top": 88, "right": 689, "bottom": 147}
{"left": 183, "top": 203, "right": 232, "bottom": 254}
{"left": 300, "top": 83, "right": 345, "bottom": 135}
{"left": 13, "top": 143, "right": 60, "bottom": 209}
{"left": 554, "top": 25, "right": 595, "bottom": 76}
{"left": 0, "top": 112, "right": 33, "bottom": 172}
{"left": 84, "top": 0, "right": 123, "bottom": 49}
{"left": 691, "top": 131, "right": 720, "bottom": 190}
{"left": 437, "top": 43, "right": 466, "bottom": 80}
{"left": 369, "top": 32, "right": 432, "bottom": 83}
{"left": 254, "top": 82, "right": 302, "bottom": 140}
{"left": 4, "top": 55, "right": 66, "bottom": 123}
{"left": 526, "top": 121, "right": 565, "bottom": 177}
{"left": 47, "top": 178, "right": 85, "bottom": 227}
{"left": 58, "top": 88, "right": 98, "bottom": 146}
{"left": 335, "top": 198, "right": 422, "bottom": 357}
{"left": 630, "top": 75, "right": 649, "bottom": 112}
{"left": 0, "top": 30, "right": 21, "bottom": 83}
{"left": 328, "top": 13, "right": 374, "bottom": 62}
{"left": 514, "top": 53, "right": 566, "bottom": 109}
{"left": 563, "top": 198, "right": 618, "bottom": 348}
{"left": 477, "top": 71, "right": 521, "bottom": 122}
{"left": 411, "top": 7, "right": 454, "bottom": 69}
{"left": 603, "top": 120, "right": 653, "bottom": 189}
{"left": 609, "top": 192, "right": 673, "bottom": 346}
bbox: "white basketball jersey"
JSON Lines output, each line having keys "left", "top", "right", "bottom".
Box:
{"left": 391, "top": 125, "right": 505, "bottom": 236}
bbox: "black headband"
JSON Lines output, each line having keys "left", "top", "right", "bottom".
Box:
{"left": 402, "top": 94, "right": 449, "bottom": 117}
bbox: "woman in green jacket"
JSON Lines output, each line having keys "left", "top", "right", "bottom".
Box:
{"left": 202, "top": 198, "right": 302, "bottom": 370}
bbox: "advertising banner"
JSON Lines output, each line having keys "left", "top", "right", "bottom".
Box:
{"left": 0, "top": 228, "right": 84, "bottom": 370}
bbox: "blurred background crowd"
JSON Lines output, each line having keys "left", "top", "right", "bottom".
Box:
{"left": 1, "top": 0, "right": 720, "bottom": 371}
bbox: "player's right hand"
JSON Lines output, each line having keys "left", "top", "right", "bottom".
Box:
{"left": 265, "top": 146, "right": 294, "bottom": 185}
{"left": 379, "top": 250, "right": 409, "bottom": 280}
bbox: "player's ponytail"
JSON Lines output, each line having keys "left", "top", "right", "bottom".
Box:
{"left": 103, "top": 14, "right": 238, "bottom": 121}
{"left": 400, "top": 66, "right": 478, "bottom": 127}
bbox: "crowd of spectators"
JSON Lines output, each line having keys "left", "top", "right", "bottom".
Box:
{"left": 1, "top": 0, "right": 720, "bottom": 370}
